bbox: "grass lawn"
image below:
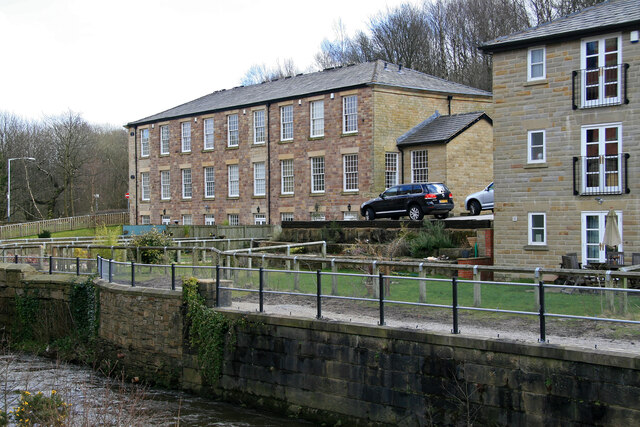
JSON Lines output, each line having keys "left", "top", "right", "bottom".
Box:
{"left": 20, "top": 226, "right": 122, "bottom": 239}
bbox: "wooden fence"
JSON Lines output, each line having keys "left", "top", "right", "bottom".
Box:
{"left": 0, "top": 212, "right": 129, "bottom": 239}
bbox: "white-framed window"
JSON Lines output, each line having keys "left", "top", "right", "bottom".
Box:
{"left": 343, "top": 154, "right": 358, "bottom": 192}
{"left": 140, "top": 172, "right": 150, "bottom": 201}
{"left": 253, "top": 162, "right": 266, "bottom": 196}
{"left": 228, "top": 114, "right": 239, "bottom": 147}
{"left": 342, "top": 95, "right": 358, "bottom": 133}
{"left": 527, "top": 47, "right": 545, "bottom": 81}
{"left": 280, "top": 105, "right": 293, "bottom": 141}
{"left": 182, "top": 214, "right": 192, "bottom": 225}
{"left": 581, "top": 35, "right": 622, "bottom": 107}
{"left": 581, "top": 210, "right": 623, "bottom": 265}
{"left": 181, "top": 122, "right": 191, "bottom": 152}
{"left": 204, "top": 214, "right": 215, "bottom": 225}
{"left": 204, "top": 166, "right": 215, "bottom": 198}
{"left": 228, "top": 164, "right": 239, "bottom": 197}
{"left": 528, "top": 130, "right": 546, "bottom": 163}
{"left": 182, "top": 168, "right": 192, "bottom": 199}
{"left": 254, "top": 213, "right": 266, "bottom": 225}
{"left": 140, "top": 128, "right": 149, "bottom": 157}
{"left": 343, "top": 212, "right": 358, "bottom": 221}
{"left": 253, "top": 110, "right": 265, "bottom": 144}
{"left": 528, "top": 213, "right": 546, "bottom": 245}
{"left": 581, "top": 123, "right": 622, "bottom": 193}
{"left": 311, "top": 156, "right": 325, "bottom": 193}
{"left": 281, "top": 212, "right": 294, "bottom": 222}
{"left": 411, "top": 150, "right": 428, "bottom": 183}
{"left": 310, "top": 100, "right": 324, "bottom": 137}
{"left": 228, "top": 214, "right": 239, "bottom": 226}
{"left": 160, "top": 171, "right": 170, "bottom": 200}
{"left": 385, "top": 152, "right": 399, "bottom": 189}
{"left": 311, "top": 212, "right": 325, "bottom": 221}
{"left": 203, "top": 118, "right": 214, "bottom": 150}
{"left": 141, "top": 215, "right": 150, "bottom": 225}
{"left": 281, "top": 159, "right": 294, "bottom": 194}
{"left": 160, "top": 125, "right": 170, "bottom": 155}
{"left": 161, "top": 215, "right": 171, "bottom": 225}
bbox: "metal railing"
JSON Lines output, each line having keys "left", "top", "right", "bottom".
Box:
{"left": 0, "top": 212, "right": 129, "bottom": 239}
{"left": 572, "top": 64, "right": 629, "bottom": 109}
{"left": 572, "top": 153, "right": 630, "bottom": 195}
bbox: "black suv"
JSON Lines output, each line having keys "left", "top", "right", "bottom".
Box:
{"left": 360, "top": 183, "right": 454, "bottom": 221}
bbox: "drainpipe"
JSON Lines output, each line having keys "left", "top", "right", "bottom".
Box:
{"left": 447, "top": 95, "right": 453, "bottom": 115}
{"left": 133, "top": 126, "right": 138, "bottom": 225}
{"left": 266, "top": 102, "right": 271, "bottom": 224}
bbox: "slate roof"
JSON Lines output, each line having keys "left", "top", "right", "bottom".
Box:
{"left": 127, "top": 60, "right": 491, "bottom": 126}
{"left": 396, "top": 111, "right": 491, "bottom": 147}
{"left": 480, "top": 0, "right": 640, "bottom": 53}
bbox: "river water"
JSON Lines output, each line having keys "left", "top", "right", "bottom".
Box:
{"left": 1, "top": 353, "right": 312, "bottom": 426}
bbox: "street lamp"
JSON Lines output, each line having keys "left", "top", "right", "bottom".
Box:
{"left": 7, "top": 157, "right": 36, "bottom": 223}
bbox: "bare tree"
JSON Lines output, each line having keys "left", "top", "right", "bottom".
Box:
{"left": 240, "top": 58, "right": 300, "bottom": 85}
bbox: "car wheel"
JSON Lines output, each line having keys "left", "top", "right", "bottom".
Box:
{"left": 365, "top": 208, "right": 376, "bottom": 221}
{"left": 408, "top": 205, "right": 424, "bottom": 221}
{"left": 434, "top": 213, "right": 449, "bottom": 219}
{"left": 468, "top": 200, "right": 481, "bottom": 216}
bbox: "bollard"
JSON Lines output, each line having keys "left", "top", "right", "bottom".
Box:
{"left": 379, "top": 272, "right": 385, "bottom": 326}
{"left": 171, "top": 264, "right": 176, "bottom": 291}
{"left": 131, "top": 261, "right": 136, "bottom": 287}
{"left": 316, "top": 270, "right": 322, "bottom": 319}
{"left": 259, "top": 267, "right": 264, "bottom": 312}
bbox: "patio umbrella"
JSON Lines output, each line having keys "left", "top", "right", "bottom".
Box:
{"left": 603, "top": 209, "right": 622, "bottom": 247}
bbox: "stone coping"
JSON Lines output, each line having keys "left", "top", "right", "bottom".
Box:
{"left": 97, "top": 280, "right": 182, "bottom": 299}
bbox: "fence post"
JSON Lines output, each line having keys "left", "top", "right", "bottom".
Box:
{"left": 285, "top": 246, "right": 291, "bottom": 271}
{"left": 316, "top": 269, "right": 322, "bottom": 319}
{"left": 473, "top": 265, "right": 482, "bottom": 307}
{"left": 110, "top": 246, "right": 115, "bottom": 262}
{"left": 419, "top": 263, "right": 426, "bottom": 303}
{"left": 322, "top": 242, "right": 327, "bottom": 258}
{"left": 331, "top": 258, "right": 338, "bottom": 295}
{"left": 76, "top": 257, "right": 80, "bottom": 276}
{"left": 259, "top": 267, "right": 264, "bottom": 313}
{"left": 534, "top": 267, "right": 541, "bottom": 309}
{"left": 605, "top": 270, "right": 615, "bottom": 313}
{"left": 108, "top": 259, "right": 113, "bottom": 283}
{"left": 131, "top": 261, "right": 135, "bottom": 287}
{"left": 215, "top": 264, "right": 220, "bottom": 308}
{"left": 379, "top": 272, "right": 385, "bottom": 326}
{"left": 96, "top": 256, "right": 100, "bottom": 277}
{"left": 171, "top": 263, "right": 176, "bottom": 291}
{"left": 293, "top": 256, "right": 300, "bottom": 291}
{"left": 49, "top": 255, "right": 53, "bottom": 275}
{"left": 14, "top": 254, "right": 18, "bottom": 264}
{"left": 372, "top": 261, "right": 379, "bottom": 298}
{"left": 538, "top": 280, "right": 546, "bottom": 343}
{"left": 247, "top": 249, "right": 253, "bottom": 283}
{"left": 452, "top": 277, "right": 459, "bottom": 334}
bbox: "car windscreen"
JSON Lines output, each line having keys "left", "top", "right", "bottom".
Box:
{"left": 425, "top": 183, "right": 448, "bottom": 194}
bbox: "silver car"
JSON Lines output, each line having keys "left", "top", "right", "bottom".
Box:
{"left": 465, "top": 182, "right": 494, "bottom": 215}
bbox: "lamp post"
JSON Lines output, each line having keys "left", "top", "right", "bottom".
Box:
{"left": 7, "top": 157, "right": 36, "bottom": 223}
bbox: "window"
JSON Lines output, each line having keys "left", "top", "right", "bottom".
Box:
{"left": 581, "top": 35, "right": 621, "bottom": 106}
{"left": 582, "top": 211, "right": 623, "bottom": 265}
{"left": 204, "top": 166, "right": 215, "bottom": 198}
{"left": 581, "top": 124, "right": 622, "bottom": 193}
{"left": 280, "top": 105, "right": 293, "bottom": 141}
{"left": 204, "top": 214, "right": 215, "bottom": 225}
{"left": 141, "top": 215, "right": 150, "bottom": 225}
{"left": 228, "top": 164, "right": 239, "bottom": 197}
{"left": 160, "top": 171, "right": 170, "bottom": 200}
{"left": 411, "top": 150, "right": 428, "bottom": 183}
{"left": 228, "top": 114, "right": 238, "bottom": 147}
{"left": 204, "top": 118, "right": 214, "bottom": 150}
{"left": 160, "top": 125, "right": 170, "bottom": 155}
{"left": 527, "top": 47, "right": 545, "bottom": 81}
{"left": 528, "top": 213, "right": 546, "bottom": 245}
{"left": 140, "top": 172, "right": 150, "bottom": 201}
{"left": 385, "top": 153, "right": 399, "bottom": 189}
{"left": 343, "top": 212, "right": 358, "bottom": 221}
{"left": 140, "top": 128, "right": 149, "bottom": 157}
{"left": 181, "top": 122, "right": 191, "bottom": 152}
{"left": 281, "top": 159, "right": 294, "bottom": 194}
{"left": 310, "top": 100, "right": 324, "bottom": 137}
{"left": 311, "top": 213, "right": 325, "bottom": 221}
{"left": 253, "top": 162, "right": 266, "bottom": 196}
{"left": 281, "top": 212, "right": 294, "bottom": 222}
{"left": 182, "top": 214, "right": 192, "bottom": 225}
{"left": 182, "top": 169, "right": 192, "bottom": 199}
{"left": 253, "top": 110, "right": 265, "bottom": 144}
{"left": 342, "top": 95, "right": 358, "bottom": 133}
{"left": 161, "top": 215, "right": 171, "bottom": 225}
{"left": 254, "top": 213, "right": 266, "bottom": 225}
{"left": 528, "top": 130, "right": 545, "bottom": 163}
{"left": 228, "top": 214, "right": 239, "bottom": 226}
{"left": 343, "top": 154, "right": 358, "bottom": 192}
{"left": 311, "top": 156, "right": 325, "bottom": 193}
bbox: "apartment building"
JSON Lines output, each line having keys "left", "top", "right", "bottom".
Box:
{"left": 480, "top": 0, "right": 640, "bottom": 267}
{"left": 126, "top": 60, "right": 491, "bottom": 225}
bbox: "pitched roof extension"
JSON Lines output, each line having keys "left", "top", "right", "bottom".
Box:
{"left": 396, "top": 111, "right": 491, "bottom": 147}
{"left": 480, "top": 0, "right": 640, "bottom": 53}
{"left": 127, "top": 60, "right": 491, "bottom": 126}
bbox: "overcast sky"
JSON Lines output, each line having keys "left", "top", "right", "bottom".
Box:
{"left": 0, "top": 0, "right": 414, "bottom": 127}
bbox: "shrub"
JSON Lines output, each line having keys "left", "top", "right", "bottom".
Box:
{"left": 12, "top": 390, "right": 69, "bottom": 426}
{"left": 409, "top": 221, "right": 454, "bottom": 258}
{"left": 93, "top": 225, "right": 121, "bottom": 260}
{"left": 130, "top": 228, "right": 173, "bottom": 264}
{"left": 37, "top": 230, "right": 51, "bottom": 238}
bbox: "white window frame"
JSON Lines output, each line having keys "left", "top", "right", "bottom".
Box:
{"left": 528, "top": 212, "right": 547, "bottom": 246}
{"left": 140, "top": 172, "right": 150, "bottom": 201}
{"left": 160, "top": 171, "right": 170, "bottom": 200}
{"left": 527, "top": 47, "right": 546, "bottom": 81}
{"left": 181, "top": 122, "right": 191, "bottom": 153}
{"left": 254, "top": 213, "right": 266, "bottom": 225}
{"left": 342, "top": 95, "right": 358, "bottom": 133}
{"left": 343, "top": 154, "right": 358, "bottom": 192}
{"left": 182, "top": 168, "right": 192, "bottom": 199}
{"left": 203, "top": 118, "right": 214, "bottom": 150}
{"left": 281, "top": 159, "right": 294, "bottom": 195}
{"left": 280, "top": 105, "right": 293, "bottom": 141}
{"left": 311, "top": 156, "right": 325, "bottom": 193}
{"left": 140, "top": 128, "right": 149, "bottom": 157}
{"left": 160, "top": 125, "right": 170, "bottom": 155}
{"left": 204, "top": 166, "right": 215, "bottom": 198}
{"left": 581, "top": 34, "right": 622, "bottom": 107}
{"left": 281, "top": 212, "right": 294, "bottom": 222}
{"left": 385, "top": 152, "right": 399, "bottom": 189}
{"left": 581, "top": 210, "right": 623, "bottom": 265}
{"left": 581, "top": 123, "right": 622, "bottom": 194}
{"left": 343, "top": 212, "right": 358, "bottom": 221}
{"left": 228, "top": 214, "right": 239, "bottom": 226}
{"left": 204, "top": 214, "right": 215, "bottom": 225}
{"left": 141, "top": 215, "right": 151, "bottom": 225}
{"left": 228, "top": 164, "right": 239, "bottom": 197}
{"left": 253, "top": 110, "right": 266, "bottom": 144}
{"left": 227, "top": 114, "right": 239, "bottom": 147}
{"left": 311, "top": 212, "right": 325, "bottom": 221}
{"left": 161, "top": 215, "right": 171, "bottom": 225}
{"left": 182, "top": 214, "right": 192, "bottom": 225}
{"left": 310, "top": 100, "right": 324, "bottom": 137}
{"left": 527, "top": 130, "right": 546, "bottom": 163}
{"left": 411, "top": 150, "right": 428, "bottom": 183}
{"left": 253, "top": 162, "right": 266, "bottom": 196}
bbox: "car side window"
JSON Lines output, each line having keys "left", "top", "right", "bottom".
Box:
{"left": 412, "top": 185, "right": 422, "bottom": 194}
{"left": 383, "top": 187, "right": 398, "bottom": 197}
{"left": 397, "top": 185, "right": 409, "bottom": 195}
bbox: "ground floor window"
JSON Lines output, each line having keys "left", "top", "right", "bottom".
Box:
{"left": 204, "top": 214, "right": 215, "bottom": 225}
{"left": 281, "top": 212, "right": 294, "bottom": 222}
{"left": 254, "top": 213, "right": 266, "bottom": 225}
{"left": 161, "top": 215, "right": 171, "bottom": 225}
{"left": 581, "top": 210, "right": 623, "bottom": 265}
{"left": 528, "top": 213, "right": 546, "bottom": 245}
{"left": 182, "top": 214, "right": 192, "bottom": 225}
{"left": 411, "top": 150, "right": 428, "bottom": 183}
{"left": 228, "top": 214, "right": 239, "bottom": 226}
{"left": 141, "top": 215, "right": 150, "bottom": 225}
{"left": 311, "top": 212, "right": 325, "bottom": 221}
{"left": 343, "top": 212, "right": 358, "bottom": 221}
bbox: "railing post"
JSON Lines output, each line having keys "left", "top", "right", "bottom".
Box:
{"left": 379, "top": 272, "right": 385, "bottom": 326}
{"left": 49, "top": 255, "right": 53, "bottom": 275}
{"left": 473, "top": 265, "right": 481, "bottom": 307}
{"left": 131, "top": 261, "right": 135, "bottom": 287}
{"left": 419, "top": 263, "right": 427, "bottom": 303}
{"left": 259, "top": 267, "right": 264, "bottom": 313}
{"left": 331, "top": 258, "right": 337, "bottom": 295}
{"left": 14, "top": 254, "right": 18, "bottom": 264}
{"left": 76, "top": 257, "right": 80, "bottom": 276}
{"left": 215, "top": 264, "right": 220, "bottom": 308}
{"left": 316, "top": 269, "right": 322, "bottom": 319}
{"left": 96, "top": 256, "right": 100, "bottom": 277}
{"left": 108, "top": 259, "right": 113, "bottom": 283}
{"left": 293, "top": 256, "right": 300, "bottom": 291}
{"left": 171, "top": 263, "right": 176, "bottom": 291}
{"left": 452, "top": 277, "right": 459, "bottom": 334}
{"left": 538, "top": 280, "right": 546, "bottom": 343}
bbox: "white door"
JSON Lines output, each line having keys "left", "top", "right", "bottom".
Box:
{"left": 581, "top": 211, "right": 622, "bottom": 265}
{"left": 582, "top": 35, "right": 621, "bottom": 107}
{"left": 582, "top": 124, "right": 621, "bottom": 194}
